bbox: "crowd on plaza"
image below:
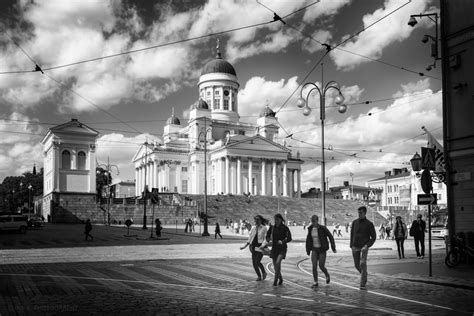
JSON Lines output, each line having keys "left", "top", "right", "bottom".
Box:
{"left": 237, "top": 207, "right": 429, "bottom": 290}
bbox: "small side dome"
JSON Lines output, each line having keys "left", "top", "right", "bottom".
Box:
{"left": 191, "top": 98, "right": 209, "bottom": 110}
{"left": 166, "top": 108, "right": 181, "bottom": 125}
{"left": 260, "top": 105, "right": 276, "bottom": 118}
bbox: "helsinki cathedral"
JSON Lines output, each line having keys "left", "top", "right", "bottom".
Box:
{"left": 132, "top": 42, "right": 303, "bottom": 197}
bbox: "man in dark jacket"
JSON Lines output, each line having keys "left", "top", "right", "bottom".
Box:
{"left": 305, "top": 215, "right": 336, "bottom": 287}
{"left": 410, "top": 214, "right": 426, "bottom": 259}
{"left": 350, "top": 206, "right": 376, "bottom": 290}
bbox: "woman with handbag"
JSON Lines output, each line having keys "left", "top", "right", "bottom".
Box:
{"left": 394, "top": 216, "right": 408, "bottom": 259}
{"left": 305, "top": 215, "right": 336, "bottom": 288}
{"left": 240, "top": 215, "right": 268, "bottom": 281}
{"left": 268, "top": 213, "right": 292, "bottom": 286}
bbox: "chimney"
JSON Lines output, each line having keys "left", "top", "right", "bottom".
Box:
{"left": 343, "top": 181, "right": 349, "bottom": 186}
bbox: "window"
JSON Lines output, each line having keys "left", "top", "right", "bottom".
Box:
{"left": 394, "top": 185, "right": 398, "bottom": 192}
{"left": 388, "top": 197, "right": 392, "bottom": 204}
{"left": 438, "top": 194, "right": 442, "bottom": 200}
{"left": 182, "top": 167, "right": 188, "bottom": 172}
{"left": 78, "top": 151, "right": 86, "bottom": 170}
{"left": 181, "top": 180, "right": 188, "bottom": 193}
{"left": 214, "top": 90, "right": 220, "bottom": 95}
{"left": 214, "top": 98, "right": 220, "bottom": 108}
{"left": 238, "top": 130, "right": 245, "bottom": 135}
{"left": 223, "top": 99, "right": 229, "bottom": 110}
{"left": 62, "top": 150, "right": 71, "bottom": 169}
{"left": 206, "top": 90, "right": 211, "bottom": 96}
{"left": 206, "top": 99, "right": 211, "bottom": 108}
{"left": 438, "top": 182, "right": 443, "bottom": 189}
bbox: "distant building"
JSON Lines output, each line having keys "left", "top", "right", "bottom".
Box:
{"left": 301, "top": 182, "right": 382, "bottom": 201}
{"left": 132, "top": 42, "right": 303, "bottom": 197}
{"left": 109, "top": 180, "right": 135, "bottom": 198}
{"left": 367, "top": 168, "right": 447, "bottom": 213}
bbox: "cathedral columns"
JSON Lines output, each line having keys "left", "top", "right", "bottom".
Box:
{"left": 261, "top": 159, "right": 266, "bottom": 195}
{"left": 272, "top": 161, "right": 277, "bottom": 196}
{"left": 236, "top": 157, "right": 242, "bottom": 194}
{"left": 176, "top": 163, "right": 182, "bottom": 193}
{"left": 296, "top": 169, "right": 301, "bottom": 198}
{"left": 225, "top": 156, "right": 230, "bottom": 194}
{"left": 283, "top": 162, "right": 288, "bottom": 197}
{"left": 248, "top": 159, "right": 253, "bottom": 195}
{"left": 135, "top": 168, "right": 139, "bottom": 196}
{"left": 52, "top": 142, "right": 60, "bottom": 192}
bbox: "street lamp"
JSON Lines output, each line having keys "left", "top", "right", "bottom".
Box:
{"left": 97, "top": 157, "right": 120, "bottom": 225}
{"left": 28, "top": 184, "right": 33, "bottom": 214}
{"left": 296, "top": 74, "right": 347, "bottom": 226}
{"left": 198, "top": 119, "right": 213, "bottom": 237}
{"left": 140, "top": 141, "right": 151, "bottom": 230}
{"left": 408, "top": 13, "right": 440, "bottom": 69}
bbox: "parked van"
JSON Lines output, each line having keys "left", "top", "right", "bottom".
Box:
{"left": 0, "top": 214, "right": 28, "bottom": 233}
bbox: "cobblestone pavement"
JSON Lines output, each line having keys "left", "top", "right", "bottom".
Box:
{"left": 1, "top": 255, "right": 473, "bottom": 315}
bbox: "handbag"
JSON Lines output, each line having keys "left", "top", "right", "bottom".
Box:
{"left": 261, "top": 246, "right": 271, "bottom": 256}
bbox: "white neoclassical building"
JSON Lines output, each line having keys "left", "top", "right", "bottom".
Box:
{"left": 132, "top": 45, "right": 303, "bottom": 197}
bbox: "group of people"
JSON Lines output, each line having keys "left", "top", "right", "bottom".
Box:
{"left": 241, "top": 206, "right": 377, "bottom": 290}
{"left": 241, "top": 208, "right": 428, "bottom": 290}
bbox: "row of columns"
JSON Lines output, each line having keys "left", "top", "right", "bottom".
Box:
{"left": 213, "top": 157, "right": 301, "bottom": 197}
{"left": 135, "top": 161, "right": 176, "bottom": 196}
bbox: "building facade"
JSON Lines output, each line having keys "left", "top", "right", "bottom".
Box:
{"left": 132, "top": 45, "right": 303, "bottom": 197}
{"left": 41, "top": 119, "right": 100, "bottom": 222}
{"left": 367, "top": 168, "right": 447, "bottom": 212}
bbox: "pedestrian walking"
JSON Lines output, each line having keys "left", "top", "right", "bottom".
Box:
{"left": 385, "top": 223, "right": 391, "bottom": 240}
{"left": 155, "top": 218, "right": 162, "bottom": 237}
{"left": 350, "top": 206, "right": 376, "bottom": 290}
{"left": 305, "top": 215, "right": 336, "bottom": 288}
{"left": 84, "top": 219, "right": 93, "bottom": 241}
{"left": 337, "top": 224, "right": 342, "bottom": 237}
{"left": 410, "top": 214, "right": 426, "bottom": 259}
{"left": 379, "top": 223, "right": 386, "bottom": 240}
{"left": 240, "top": 215, "right": 268, "bottom": 281}
{"left": 268, "top": 213, "right": 292, "bottom": 286}
{"left": 393, "top": 216, "right": 407, "bottom": 259}
{"left": 345, "top": 223, "right": 349, "bottom": 233}
{"left": 303, "top": 221, "right": 306, "bottom": 230}
{"left": 215, "top": 222, "right": 223, "bottom": 239}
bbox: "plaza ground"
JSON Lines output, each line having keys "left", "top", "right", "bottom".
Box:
{"left": 0, "top": 224, "right": 473, "bottom": 315}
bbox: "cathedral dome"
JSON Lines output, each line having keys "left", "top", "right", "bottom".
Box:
{"left": 201, "top": 41, "right": 236, "bottom": 76}
{"left": 191, "top": 98, "right": 209, "bottom": 110}
{"left": 166, "top": 109, "right": 180, "bottom": 125}
{"left": 260, "top": 105, "right": 276, "bottom": 118}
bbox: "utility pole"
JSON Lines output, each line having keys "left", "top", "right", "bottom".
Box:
{"left": 142, "top": 140, "right": 149, "bottom": 230}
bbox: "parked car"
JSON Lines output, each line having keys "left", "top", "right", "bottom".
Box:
{"left": 27, "top": 214, "right": 45, "bottom": 227}
{"left": 0, "top": 214, "right": 28, "bottom": 233}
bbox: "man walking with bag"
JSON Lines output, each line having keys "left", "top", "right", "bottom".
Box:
{"left": 350, "top": 206, "right": 376, "bottom": 290}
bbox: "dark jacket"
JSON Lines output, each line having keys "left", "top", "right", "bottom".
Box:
{"left": 267, "top": 224, "right": 292, "bottom": 253}
{"left": 410, "top": 219, "right": 426, "bottom": 238}
{"left": 305, "top": 224, "right": 336, "bottom": 255}
{"left": 215, "top": 223, "right": 221, "bottom": 233}
{"left": 350, "top": 218, "right": 376, "bottom": 248}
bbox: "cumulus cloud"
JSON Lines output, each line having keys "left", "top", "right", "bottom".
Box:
{"left": 330, "top": 0, "right": 433, "bottom": 70}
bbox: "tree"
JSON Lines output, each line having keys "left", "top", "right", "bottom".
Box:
{"left": 0, "top": 169, "right": 43, "bottom": 213}
{"left": 96, "top": 167, "right": 112, "bottom": 199}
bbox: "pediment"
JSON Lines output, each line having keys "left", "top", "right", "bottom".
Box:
{"left": 50, "top": 119, "right": 99, "bottom": 137}
{"left": 224, "top": 135, "right": 290, "bottom": 153}
{"left": 131, "top": 143, "right": 154, "bottom": 162}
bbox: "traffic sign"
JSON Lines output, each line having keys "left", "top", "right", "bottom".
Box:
{"left": 151, "top": 188, "right": 159, "bottom": 204}
{"left": 368, "top": 200, "right": 376, "bottom": 207}
{"left": 421, "top": 169, "right": 432, "bottom": 194}
{"left": 417, "top": 193, "right": 437, "bottom": 205}
{"left": 421, "top": 147, "right": 436, "bottom": 170}
{"left": 368, "top": 190, "right": 376, "bottom": 199}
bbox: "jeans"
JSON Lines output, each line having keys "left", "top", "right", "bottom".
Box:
{"left": 352, "top": 246, "right": 368, "bottom": 286}
{"left": 252, "top": 251, "right": 265, "bottom": 278}
{"left": 311, "top": 249, "right": 329, "bottom": 282}
{"left": 395, "top": 238, "right": 405, "bottom": 258}
{"left": 414, "top": 236, "right": 425, "bottom": 257}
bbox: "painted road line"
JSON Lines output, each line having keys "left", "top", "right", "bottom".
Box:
{"left": 296, "top": 258, "right": 457, "bottom": 313}
{"left": 264, "top": 262, "right": 401, "bottom": 315}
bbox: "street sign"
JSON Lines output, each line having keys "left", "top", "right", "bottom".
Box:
{"left": 368, "top": 190, "right": 376, "bottom": 199}
{"left": 417, "top": 193, "right": 437, "bottom": 205}
{"left": 421, "top": 147, "right": 436, "bottom": 170}
{"left": 151, "top": 188, "right": 159, "bottom": 204}
{"left": 368, "top": 200, "right": 376, "bottom": 207}
{"left": 421, "top": 169, "right": 432, "bottom": 194}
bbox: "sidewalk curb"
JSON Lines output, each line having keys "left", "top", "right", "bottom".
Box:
{"left": 399, "top": 277, "right": 474, "bottom": 291}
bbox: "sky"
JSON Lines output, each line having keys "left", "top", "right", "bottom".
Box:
{"left": 0, "top": 0, "right": 443, "bottom": 191}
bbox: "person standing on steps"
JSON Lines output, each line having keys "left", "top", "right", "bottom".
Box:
{"left": 84, "top": 219, "right": 93, "bottom": 241}
{"left": 350, "top": 206, "right": 376, "bottom": 290}
{"left": 393, "top": 216, "right": 407, "bottom": 259}
{"left": 410, "top": 214, "right": 426, "bottom": 259}
{"left": 268, "top": 213, "right": 292, "bottom": 286}
{"left": 155, "top": 218, "right": 162, "bottom": 238}
{"left": 240, "top": 215, "right": 268, "bottom": 281}
{"left": 215, "top": 222, "right": 223, "bottom": 239}
{"left": 305, "top": 215, "right": 336, "bottom": 288}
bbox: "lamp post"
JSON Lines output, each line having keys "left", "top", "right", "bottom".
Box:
{"left": 28, "top": 184, "right": 33, "bottom": 214}
{"left": 141, "top": 141, "right": 150, "bottom": 229}
{"left": 97, "top": 156, "right": 120, "bottom": 226}
{"left": 296, "top": 68, "right": 347, "bottom": 226}
{"left": 408, "top": 13, "right": 440, "bottom": 70}
{"left": 350, "top": 172, "right": 354, "bottom": 200}
{"left": 198, "top": 119, "right": 213, "bottom": 237}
